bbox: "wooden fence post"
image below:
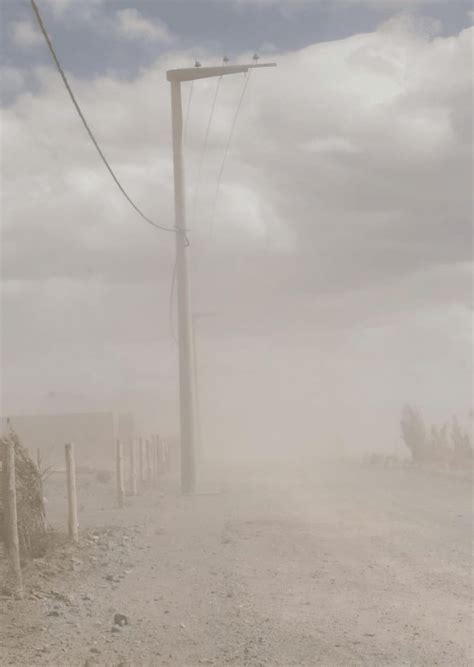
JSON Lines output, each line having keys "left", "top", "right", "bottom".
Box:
{"left": 116, "top": 439, "right": 124, "bottom": 508}
{"left": 146, "top": 439, "right": 152, "bottom": 483}
{"left": 165, "top": 439, "right": 171, "bottom": 473}
{"left": 154, "top": 434, "right": 161, "bottom": 480}
{"left": 139, "top": 437, "right": 144, "bottom": 485}
{"left": 152, "top": 434, "right": 156, "bottom": 482}
{"left": 152, "top": 436, "right": 158, "bottom": 484}
{"left": 129, "top": 439, "right": 137, "bottom": 496}
{"left": 65, "top": 443, "right": 79, "bottom": 543}
{"left": 163, "top": 439, "right": 169, "bottom": 474}
{"left": 4, "top": 440, "right": 23, "bottom": 598}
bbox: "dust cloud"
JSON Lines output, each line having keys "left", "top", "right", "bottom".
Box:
{"left": 1, "top": 1, "right": 472, "bottom": 665}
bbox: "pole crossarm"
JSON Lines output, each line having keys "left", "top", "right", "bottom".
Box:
{"left": 167, "top": 62, "right": 276, "bottom": 82}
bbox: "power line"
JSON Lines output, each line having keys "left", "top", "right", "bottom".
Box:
{"left": 191, "top": 75, "right": 222, "bottom": 223}
{"left": 30, "top": 0, "right": 176, "bottom": 234}
{"left": 209, "top": 70, "right": 252, "bottom": 236}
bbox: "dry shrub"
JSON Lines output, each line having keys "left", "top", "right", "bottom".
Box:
{"left": 1, "top": 431, "right": 47, "bottom": 560}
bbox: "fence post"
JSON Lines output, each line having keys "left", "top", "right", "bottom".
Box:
{"left": 146, "top": 439, "right": 152, "bottom": 483}
{"left": 4, "top": 440, "right": 23, "bottom": 598}
{"left": 163, "top": 439, "right": 168, "bottom": 474}
{"left": 152, "top": 436, "right": 158, "bottom": 484}
{"left": 154, "top": 434, "right": 161, "bottom": 479}
{"left": 138, "top": 437, "right": 144, "bottom": 485}
{"left": 152, "top": 434, "right": 157, "bottom": 482}
{"left": 65, "top": 443, "right": 79, "bottom": 543}
{"left": 129, "top": 439, "right": 137, "bottom": 496}
{"left": 116, "top": 439, "right": 124, "bottom": 508}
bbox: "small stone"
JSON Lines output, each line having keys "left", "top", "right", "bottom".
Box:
{"left": 90, "top": 647, "right": 100, "bottom": 654}
{"left": 111, "top": 624, "right": 121, "bottom": 633}
{"left": 113, "top": 613, "right": 128, "bottom": 627}
{"left": 47, "top": 610, "right": 60, "bottom": 617}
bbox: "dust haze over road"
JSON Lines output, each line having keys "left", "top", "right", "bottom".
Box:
{"left": 1, "top": 457, "right": 472, "bottom": 665}
{"left": 1, "top": 0, "right": 473, "bottom": 665}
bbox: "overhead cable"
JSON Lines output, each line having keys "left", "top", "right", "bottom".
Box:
{"left": 191, "top": 75, "right": 222, "bottom": 222}
{"left": 30, "top": 0, "right": 176, "bottom": 234}
{"left": 209, "top": 70, "right": 252, "bottom": 236}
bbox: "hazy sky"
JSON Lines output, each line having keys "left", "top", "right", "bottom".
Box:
{"left": 1, "top": 0, "right": 472, "bottom": 454}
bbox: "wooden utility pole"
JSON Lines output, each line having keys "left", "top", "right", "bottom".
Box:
{"left": 167, "top": 60, "right": 276, "bottom": 493}
{"left": 128, "top": 439, "right": 137, "bottom": 496}
{"left": 65, "top": 443, "right": 79, "bottom": 542}
{"left": 116, "top": 439, "right": 124, "bottom": 508}
{"left": 4, "top": 439, "right": 23, "bottom": 598}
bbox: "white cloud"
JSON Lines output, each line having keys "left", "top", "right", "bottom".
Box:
{"left": 347, "top": 0, "right": 446, "bottom": 5}
{"left": 115, "top": 8, "right": 175, "bottom": 43}
{"left": 41, "top": 0, "right": 105, "bottom": 20}
{"left": 10, "top": 20, "right": 42, "bottom": 48}
{"left": 0, "top": 67, "right": 26, "bottom": 95}
{"left": 41, "top": 0, "right": 75, "bottom": 13}
{"left": 232, "top": 0, "right": 444, "bottom": 6}
{"left": 1, "top": 21, "right": 472, "bottom": 435}
{"left": 3, "top": 21, "right": 471, "bottom": 287}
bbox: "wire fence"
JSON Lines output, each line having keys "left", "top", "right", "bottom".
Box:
{"left": 0, "top": 431, "right": 174, "bottom": 599}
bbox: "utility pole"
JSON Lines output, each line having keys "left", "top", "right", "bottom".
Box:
{"left": 192, "top": 311, "right": 218, "bottom": 460}
{"left": 167, "top": 61, "right": 276, "bottom": 494}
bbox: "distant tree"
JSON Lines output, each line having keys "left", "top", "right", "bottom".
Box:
{"left": 400, "top": 405, "right": 427, "bottom": 462}
{"left": 428, "top": 423, "right": 451, "bottom": 464}
{"left": 401, "top": 407, "right": 473, "bottom": 469}
{"left": 451, "top": 416, "right": 473, "bottom": 467}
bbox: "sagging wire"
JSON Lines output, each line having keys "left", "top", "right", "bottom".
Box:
{"left": 30, "top": 0, "right": 176, "bottom": 235}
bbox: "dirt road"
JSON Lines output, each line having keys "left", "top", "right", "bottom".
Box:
{"left": 1, "top": 460, "right": 472, "bottom": 665}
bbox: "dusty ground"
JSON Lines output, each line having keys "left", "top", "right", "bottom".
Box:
{"left": 0, "top": 459, "right": 472, "bottom": 666}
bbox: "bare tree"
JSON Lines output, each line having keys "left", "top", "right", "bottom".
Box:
{"left": 401, "top": 405, "right": 427, "bottom": 463}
